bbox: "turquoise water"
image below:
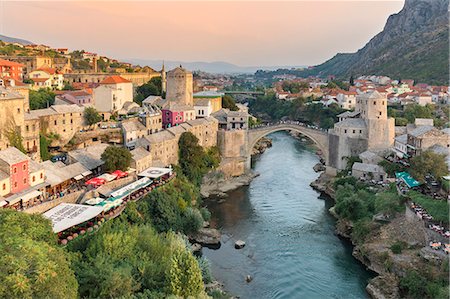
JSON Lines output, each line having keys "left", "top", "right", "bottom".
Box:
{"left": 203, "top": 132, "right": 374, "bottom": 299}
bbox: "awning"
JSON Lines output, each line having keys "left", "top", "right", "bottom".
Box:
{"left": 43, "top": 203, "right": 104, "bottom": 233}
{"left": 396, "top": 171, "right": 421, "bottom": 188}
{"left": 85, "top": 197, "right": 105, "bottom": 205}
{"left": 74, "top": 175, "right": 84, "bottom": 181}
{"left": 97, "top": 173, "right": 116, "bottom": 182}
{"left": 0, "top": 200, "right": 7, "bottom": 207}
{"left": 109, "top": 177, "right": 151, "bottom": 201}
{"left": 6, "top": 197, "right": 22, "bottom": 205}
{"left": 82, "top": 170, "right": 93, "bottom": 177}
{"left": 138, "top": 167, "right": 172, "bottom": 179}
{"left": 21, "top": 190, "right": 42, "bottom": 203}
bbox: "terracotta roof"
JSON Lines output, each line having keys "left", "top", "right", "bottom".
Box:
{"left": 100, "top": 75, "right": 131, "bottom": 84}
{"left": 35, "top": 67, "right": 58, "bottom": 75}
{"left": 0, "top": 59, "right": 24, "bottom": 67}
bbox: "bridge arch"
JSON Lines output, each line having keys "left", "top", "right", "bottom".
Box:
{"left": 247, "top": 124, "right": 329, "bottom": 163}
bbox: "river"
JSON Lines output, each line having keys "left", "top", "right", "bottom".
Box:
{"left": 203, "top": 132, "right": 374, "bottom": 299}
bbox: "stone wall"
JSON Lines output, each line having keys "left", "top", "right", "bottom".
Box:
{"left": 24, "top": 190, "right": 84, "bottom": 214}
{"left": 216, "top": 130, "right": 248, "bottom": 177}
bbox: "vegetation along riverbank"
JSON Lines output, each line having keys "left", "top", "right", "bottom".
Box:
{"left": 0, "top": 132, "right": 232, "bottom": 299}
{"left": 311, "top": 172, "right": 449, "bottom": 299}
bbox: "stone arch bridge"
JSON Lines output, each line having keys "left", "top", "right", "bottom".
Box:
{"left": 247, "top": 123, "right": 329, "bottom": 163}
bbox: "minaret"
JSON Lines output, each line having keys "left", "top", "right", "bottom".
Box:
{"left": 161, "top": 61, "right": 166, "bottom": 95}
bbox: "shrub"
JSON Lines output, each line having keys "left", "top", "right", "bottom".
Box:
{"left": 182, "top": 208, "right": 203, "bottom": 235}
{"left": 390, "top": 241, "right": 405, "bottom": 254}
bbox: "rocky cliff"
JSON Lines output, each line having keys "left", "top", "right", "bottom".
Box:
{"left": 300, "top": 0, "right": 449, "bottom": 84}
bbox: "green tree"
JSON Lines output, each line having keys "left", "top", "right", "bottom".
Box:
{"left": 222, "top": 95, "right": 239, "bottom": 111}
{"left": 62, "top": 83, "right": 75, "bottom": 90}
{"left": 101, "top": 146, "right": 132, "bottom": 171}
{"left": 134, "top": 77, "right": 162, "bottom": 104}
{"left": 178, "top": 132, "right": 209, "bottom": 185}
{"left": 84, "top": 106, "right": 102, "bottom": 126}
{"left": 0, "top": 210, "right": 78, "bottom": 299}
{"left": 349, "top": 75, "right": 355, "bottom": 86}
{"left": 404, "top": 104, "right": 433, "bottom": 123}
{"left": 29, "top": 89, "right": 55, "bottom": 110}
{"left": 410, "top": 150, "right": 448, "bottom": 182}
{"left": 167, "top": 247, "right": 204, "bottom": 297}
{"left": 4, "top": 118, "right": 26, "bottom": 153}
{"left": 39, "top": 133, "right": 52, "bottom": 161}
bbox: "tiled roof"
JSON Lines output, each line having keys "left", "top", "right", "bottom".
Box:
{"left": 352, "top": 162, "right": 385, "bottom": 173}
{"left": 100, "top": 75, "right": 131, "bottom": 84}
{"left": 0, "top": 59, "right": 24, "bottom": 67}
{"left": 334, "top": 118, "right": 367, "bottom": 129}
{"left": 0, "top": 147, "right": 28, "bottom": 165}
{"left": 409, "top": 125, "right": 435, "bottom": 138}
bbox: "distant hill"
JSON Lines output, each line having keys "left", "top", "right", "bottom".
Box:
{"left": 126, "top": 59, "right": 305, "bottom": 74}
{"left": 0, "top": 34, "right": 34, "bottom": 45}
{"left": 295, "top": 0, "right": 449, "bottom": 85}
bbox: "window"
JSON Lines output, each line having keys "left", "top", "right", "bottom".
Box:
{"left": 26, "top": 125, "right": 29, "bottom": 131}
{"left": 23, "top": 164, "right": 26, "bottom": 170}
{"left": 2, "top": 183, "right": 5, "bottom": 190}
{"left": 344, "top": 129, "right": 347, "bottom": 133}
{"left": 54, "top": 120, "right": 57, "bottom": 125}
{"left": 17, "top": 108, "right": 20, "bottom": 114}
{"left": 359, "top": 130, "right": 362, "bottom": 133}
{"left": 353, "top": 130, "right": 355, "bottom": 134}
{"left": 32, "top": 176, "right": 35, "bottom": 182}
{"left": 23, "top": 178, "right": 27, "bottom": 184}
{"left": 13, "top": 167, "right": 17, "bottom": 174}
{"left": 14, "top": 182, "right": 17, "bottom": 188}
{"left": 379, "top": 112, "right": 382, "bottom": 116}
{"left": 373, "top": 101, "right": 376, "bottom": 105}
{"left": 40, "top": 173, "right": 43, "bottom": 179}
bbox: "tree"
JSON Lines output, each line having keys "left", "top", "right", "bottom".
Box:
{"left": 134, "top": 77, "right": 162, "bottom": 104}
{"left": 349, "top": 75, "right": 355, "bottom": 86}
{"left": 101, "top": 146, "right": 132, "bottom": 171}
{"left": 0, "top": 210, "right": 78, "bottom": 299}
{"left": 167, "top": 247, "right": 204, "bottom": 297}
{"left": 39, "top": 133, "right": 52, "bottom": 161}
{"left": 84, "top": 107, "right": 102, "bottom": 126}
{"left": 222, "top": 95, "right": 239, "bottom": 111}
{"left": 4, "top": 118, "right": 26, "bottom": 153}
{"left": 29, "top": 89, "right": 55, "bottom": 110}
{"left": 410, "top": 150, "right": 448, "bottom": 182}
{"left": 62, "top": 83, "right": 75, "bottom": 90}
{"left": 178, "top": 132, "right": 211, "bottom": 185}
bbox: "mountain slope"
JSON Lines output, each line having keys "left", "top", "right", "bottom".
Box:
{"left": 299, "top": 0, "right": 449, "bottom": 84}
{"left": 0, "top": 34, "right": 34, "bottom": 45}
{"left": 127, "top": 59, "right": 305, "bottom": 74}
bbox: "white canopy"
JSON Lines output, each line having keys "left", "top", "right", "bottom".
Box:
{"left": 82, "top": 170, "right": 93, "bottom": 177}
{"left": 85, "top": 197, "right": 105, "bottom": 205}
{"left": 21, "top": 190, "right": 42, "bottom": 203}
{"left": 138, "top": 167, "right": 172, "bottom": 179}
{"left": 97, "top": 173, "right": 116, "bottom": 182}
{"left": 0, "top": 200, "right": 7, "bottom": 207}
{"left": 74, "top": 175, "right": 84, "bottom": 181}
{"left": 43, "top": 203, "right": 104, "bottom": 233}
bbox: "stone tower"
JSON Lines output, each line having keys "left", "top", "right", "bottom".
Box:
{"left": 161, "top": 61, "right": 166, "bottom": 95}
{"left": 165, "top": 65, "right": 193, "bottom": 106}
{"left": 356, "top": 91, "right": 395, "bottom": 149}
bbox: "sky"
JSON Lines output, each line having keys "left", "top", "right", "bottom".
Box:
{"left": 0, "top": 1, "right": 404, "bottom": 67}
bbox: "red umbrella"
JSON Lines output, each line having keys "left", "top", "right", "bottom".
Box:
{"left": 112, "top": 170, "right": 128, "bottom": 179}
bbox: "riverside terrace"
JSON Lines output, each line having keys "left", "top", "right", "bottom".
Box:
{"left": 43, "top": 167, "right": 176, "bottom": 245}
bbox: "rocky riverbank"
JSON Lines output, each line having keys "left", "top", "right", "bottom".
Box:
{"left": 201, "top": 170, "right": 259, "bottom": 198}
{"left": 310, "top": 174, "right": 448, "bottom": 299}
{"left": 251, "top": 137, "right": 272, "bottom": 156}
